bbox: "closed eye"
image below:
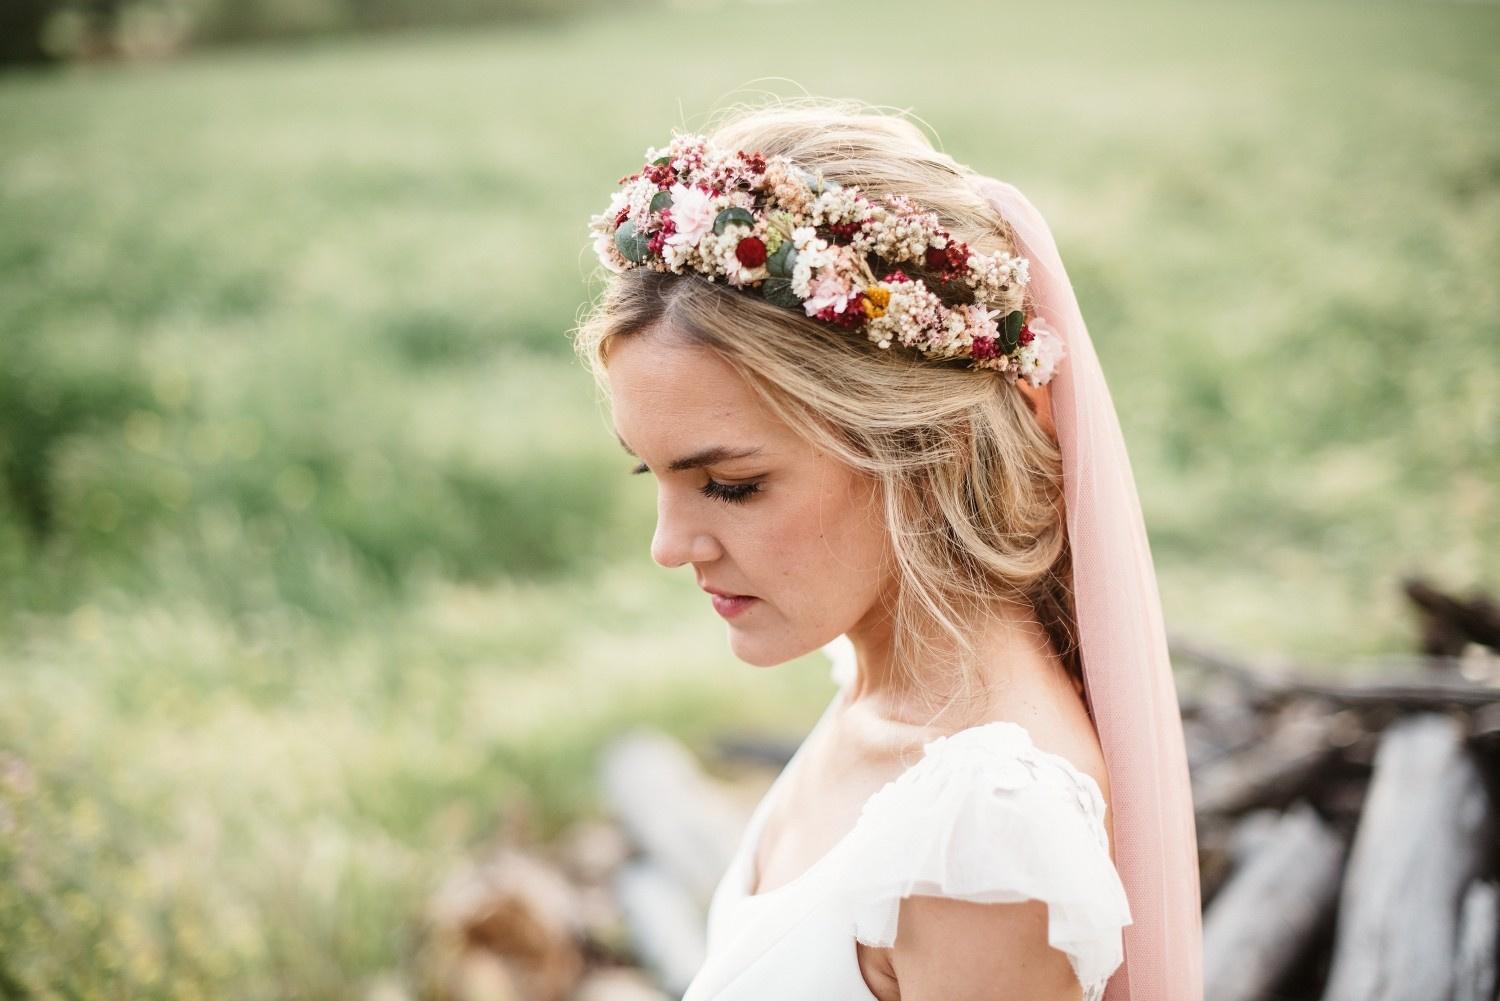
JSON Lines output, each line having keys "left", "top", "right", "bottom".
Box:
{"left": 700, "top": 478, "right": 761, "bottom": 505}
{"left": 628, "top": 462, "right": 761, "bottom": 505}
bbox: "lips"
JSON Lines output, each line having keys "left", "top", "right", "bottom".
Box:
{"left": 709, "top": 593, "right": 758, "bottom": 619}
{"left": 701, "top": 584, "right": 754, "bottom": 599}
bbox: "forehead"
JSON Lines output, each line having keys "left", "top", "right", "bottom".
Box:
{"left": 606, "top": 333, "right": 779, "bottom": 443}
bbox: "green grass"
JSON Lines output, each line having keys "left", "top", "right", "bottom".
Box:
{"left": 1, "top": 0, "right": 1497, "bottom": 995}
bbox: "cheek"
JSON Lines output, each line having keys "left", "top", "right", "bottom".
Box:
{"left": 824, "top": 477, "right": 889, "bottom": 573}
{"left": 769, "top": 471, "right": 888, "bottom": 585}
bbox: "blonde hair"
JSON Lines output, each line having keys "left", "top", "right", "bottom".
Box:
{"left": 572, "top": 96, "right": 1081, "bottom": 719}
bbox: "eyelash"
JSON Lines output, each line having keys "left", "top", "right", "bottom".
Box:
{"left": 701, "top": 478, "right": 762, "bottom": 505}
{"left": 630, "top": 462, "right": 762, "bottom": 505}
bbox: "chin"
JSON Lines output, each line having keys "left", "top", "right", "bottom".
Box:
{"left": 726, "top": 628, "right": 818, "bottom": 669}
{"left": 727, "top": 633, "right": 785, "bottom": 668}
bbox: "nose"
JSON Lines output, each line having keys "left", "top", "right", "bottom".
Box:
{"left": 650, "top": 490, "right": 723, "bottom": 569}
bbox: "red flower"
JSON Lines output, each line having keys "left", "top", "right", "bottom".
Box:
{"left": 970, "top": 335, "right": 999, "bottom": 360}
{"left": 735, "top": 150, "right": 768, "bottom": 175}
{"left": 735, "top": 236, "right": 767, "bottom": 268}
{"left": 924, "top": 241, "right": 968, "bottom": 275}
{"left": 825, "top": 220, "right": 864, "bottom": 244}
{"left": 815, "top": 303, "right": 866, "bottom": 329}
{"left": 1018, "top": 322, "right": 1034, "bottom": 346}
{"left": 646, "top": 209, "right": 676, "bottom": 255}
{"left": 644, "top": 163, "right": 677, "bottom": 186}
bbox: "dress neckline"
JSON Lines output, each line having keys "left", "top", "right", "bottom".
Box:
{"left": 736, "top": 689, "right": 1067, "bottom": 905}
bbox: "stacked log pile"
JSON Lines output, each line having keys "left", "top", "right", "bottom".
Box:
{"left": 394, "top": 576, "right": 1500, "bottom": 1001}
{"left": 1183, "top": 576, "right": 1500, "bottom": 1001}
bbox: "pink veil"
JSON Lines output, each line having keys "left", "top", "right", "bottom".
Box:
{"left": 969, "top": 176, "right": 1205, "bottom": 1001}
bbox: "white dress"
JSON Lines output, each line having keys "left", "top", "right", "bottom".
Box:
{"left": 682, "top": 635, "right": 1133, "bottom": 1001}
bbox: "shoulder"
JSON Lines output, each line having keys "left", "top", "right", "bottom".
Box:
{"left": 844, "top": 720, "right": 1130, "bottom": 1001}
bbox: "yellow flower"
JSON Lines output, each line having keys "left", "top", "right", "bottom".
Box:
{"left": 862, "top": 286, "right": 890, "bottom": 318}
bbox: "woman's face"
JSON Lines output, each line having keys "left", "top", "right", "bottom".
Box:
{"left": 606, "top": 329, "right": 896, "bottom": 668}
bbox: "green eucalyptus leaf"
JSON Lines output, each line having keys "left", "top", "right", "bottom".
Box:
{"left": 766, "top": 242, "right": 797, "bottom": 278}
{"left": 649, "top": 189, "right": 673, "bottom": 214}
{"left": 614, "top": 221, "right": 649, "bottom": 263}
{"left": 713, "top": 206, "right": 756, "bottom": 235}
{"left": 651, "top": 155, "right": 672, "bottom": 167}
{"left": 1001, "top": 309, "right": 1024, "bottom": 352}
{"left": 761, "top": 276, "right": 802, "bottom": 308}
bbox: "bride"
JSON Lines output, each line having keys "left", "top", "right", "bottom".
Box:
{"left": 573, "top": 98, "right": 1203, "bottom": 1001}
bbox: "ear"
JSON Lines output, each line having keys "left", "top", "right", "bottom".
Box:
{"left": 1013, "top": 378, "right": 1058, "bottom": 445}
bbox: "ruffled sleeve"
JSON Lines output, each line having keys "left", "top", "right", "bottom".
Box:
{"left": 841, "top": 721, "right": 1133, "bottom": 998}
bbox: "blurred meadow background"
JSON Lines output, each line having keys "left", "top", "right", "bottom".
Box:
{"left": 1, "top": 0, "right": 1497, "bottom": 995}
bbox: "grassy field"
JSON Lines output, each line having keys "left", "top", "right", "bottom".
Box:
{"left": 1, "top": 0, "right": 1497, "bottom": 995}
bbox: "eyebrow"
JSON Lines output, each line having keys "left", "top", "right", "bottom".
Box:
{"left": 615, "top": 431, "right": 763, "bottom": 473}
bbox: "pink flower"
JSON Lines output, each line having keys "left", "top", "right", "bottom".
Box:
{"left": 664, "top": 183, "right": 716, "bottom": 249}
{"left": 1016, "top": 318, "right": 1067, "bottom": 386}
{"left": 963, "top": 303, "right": 1002, "bottom": 340}
{"left": 802, "top": 272, "right": 856, "bottom": 316}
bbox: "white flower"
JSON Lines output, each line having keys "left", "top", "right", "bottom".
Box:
{"left": 592, "top": 229, "right": 627, "bottom": 273}
{"left": 1013, "top": 256, "right": 1031, "bottom": 287}
{"left": 665, "top": 183, "right": 717, "bottom": 249}
{"left": 1015, "top": 318, "right": 1066, "bottom": 386}
{"left": 621, "top": 177, "right": 660, "bottom": 230}
{"left": 810, "top": 187, "right": 863, "bottom": 227}
{"left": 790, "top": 225, "right": 825, "bottom": 252}
{"left": 789, "top": 226, "right": 836, "bottom": 297}
{"left": 703, "top": 225, "right": 766, "bottom": 287}
{"left": 588, "top": 189, "right": 633, "bottom": 273}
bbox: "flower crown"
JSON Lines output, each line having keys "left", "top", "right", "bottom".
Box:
{"left": 588, "top": 131, "right": 1065, "bottom": 386}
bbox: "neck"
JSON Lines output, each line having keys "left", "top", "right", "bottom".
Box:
{"left": 839, "top": 591, "right": 1068, "bottom": 730}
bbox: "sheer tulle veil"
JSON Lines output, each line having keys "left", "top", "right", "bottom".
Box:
{"left": 968, "top": 175, "right": 1205, "bottom": 1001}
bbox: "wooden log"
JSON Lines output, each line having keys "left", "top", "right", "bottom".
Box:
{"left": 1203, "top": 802, "right": 1346, "bottom": 1001}
{"left": 554, "top": 818, "right": 633, "bottom": 886}
{"left": 1226, "top": 808, "right": 1288, "bottom": 864}
{"left": 1320, "top": 713, "right": 1494, "bottom": 1001}
{"left": 1169, "top": 636, "right": 1284, "bottom": 708}
{"left": 1191, "top": 703, "right": 1343, "bottom": 817}
{"left": 421, "top": 847, "right": 588, "bottom": 1001}
{"left": 1403, "top": 576, "right": 1500, "bottom": 656}
{"left": 611, "top": 858, "right": 709, "bottom": 1000}
{"left": 571, "top": 968, "right": 674, "bottom": 1001}
{"left": 1454, "top": 880, "right": 1499, "bottom": 1001}
{"left": 1278, "top": 674, "right": 1500, "bottom": 712}
{"left": 1194, "top": 822, "right": 1237, "bottom": 907}
{"left": 597, "top": 729, "right": 749, "bottom": 905}
{"left": 1182, "top": 678, "right": 1266, "bottom": 770}
{"left": 1170, "top": 636, "right": 1500, "bottom": 710}
{"left": 1471, "top": 702, "right": 1500, "bottom": 755}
